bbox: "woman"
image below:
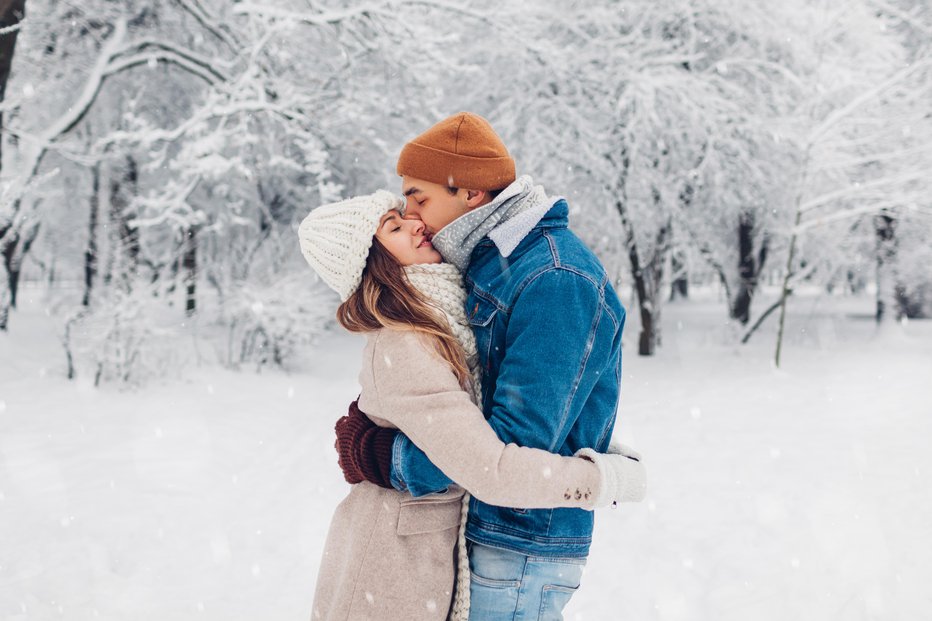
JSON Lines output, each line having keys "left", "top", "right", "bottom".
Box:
{"left": 298, "top": 191, "right": 645, "bottom": 621}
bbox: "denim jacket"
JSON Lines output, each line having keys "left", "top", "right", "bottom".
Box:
{"left": 389, "top": 199, "right": 626, "bottom": 558}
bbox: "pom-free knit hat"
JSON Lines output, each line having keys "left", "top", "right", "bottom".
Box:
{"left": 298, "top": 190, "right": 403, "bottom": 301}
{"left": 396, "top": 112, "right": 516, "bottom": 191}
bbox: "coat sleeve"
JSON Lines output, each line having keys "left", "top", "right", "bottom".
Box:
{"left": 369, "top": 329, "right": 602, "bottom": 509}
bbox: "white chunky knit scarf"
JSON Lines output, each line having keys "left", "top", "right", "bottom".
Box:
{"left": 404, "top": 263, "right": 482, "bottom": 402}
{"left": 403, "top": 262, "right": 480, "bottom": 621}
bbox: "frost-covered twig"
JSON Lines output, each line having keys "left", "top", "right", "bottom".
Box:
{"left": 808, "top": 58, "right": 932, "bottom": 144}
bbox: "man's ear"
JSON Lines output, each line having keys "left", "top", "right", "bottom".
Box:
{"left": 464, "top": 189, "right": 490, "bottom": 210}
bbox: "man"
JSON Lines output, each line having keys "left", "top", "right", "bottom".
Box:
{"left": 335, "top": 112, "right": 644, "bottom": 619}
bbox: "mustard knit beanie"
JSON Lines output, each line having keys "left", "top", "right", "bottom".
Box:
{"left": 396, "top": 112, "right": 516, "bottom": 191}
{"left": 298, "top": 190, "right": 403, "bottom": 301}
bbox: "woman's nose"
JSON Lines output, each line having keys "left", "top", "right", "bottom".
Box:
{"left": 409, "top": 219, "right": 425, "bottom": 235}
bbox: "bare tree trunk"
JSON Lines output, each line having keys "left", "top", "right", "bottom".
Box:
{"left": 0, "top": 0, "right": 26, "bottom": 331}
{"left": 0, "top": 216, "right": 38, "bottom": 329}
{"left": 731, "top": 211, "right": 769, "bottom": 325}
{"left": 106, "top": 156, "right": 140, "bottom": 291}
{"left": 609, "top": 149, "right": 670, "bottom": 356}
{"left": 82, "top": 165, "right": 101, "bottom": 307}
{"left": 0, "top": 0, "right": 26, "bottom": 173}
{"left": 623, "top": 214, "right": 669, "bottom": 356}
{"left": 873, "top": 212, "right": 900, "bottom": 323}
{"left": 774, "top": 150, "right": 813, "bottom": 368}
{"left": 775, "top": 210, "right": 801, "bottom": 368}
{"left": 669, "top": 245, "right": 688, "bottom": 301}
{"left": 182, "top": 225, "right": 198, "bottom": 316}
{"left": 627, "top": 235, "right": 654, "bottom": 356}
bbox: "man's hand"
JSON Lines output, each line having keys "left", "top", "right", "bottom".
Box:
{"left": 333, "top": 400, "right": 397, "bottom": 488}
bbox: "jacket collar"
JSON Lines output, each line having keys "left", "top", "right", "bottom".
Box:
{"left": 476, "top": 198, "right": 569, "bottom": 252}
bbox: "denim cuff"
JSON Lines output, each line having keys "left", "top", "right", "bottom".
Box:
{"left": 389, "top": 433, "right": 408, "bottom": 492}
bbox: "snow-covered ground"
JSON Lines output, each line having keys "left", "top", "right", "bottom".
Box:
{"left": 1, "top": 289, "right": 930, "bottom": 620}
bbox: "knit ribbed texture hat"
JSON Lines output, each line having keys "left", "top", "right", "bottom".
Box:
{"left": 396, "top": 112, "right": 516, "bottom": 191}
{"left": 298, "top": 190, "right": 403, "bottom": 301}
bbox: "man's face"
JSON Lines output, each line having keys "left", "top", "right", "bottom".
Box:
{"left": 400, "top": 176, "right": 470, "bottom": 235}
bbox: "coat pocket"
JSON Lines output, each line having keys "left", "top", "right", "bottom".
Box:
{"left": 397, "top": 490, "right": 465, "bottom": 536}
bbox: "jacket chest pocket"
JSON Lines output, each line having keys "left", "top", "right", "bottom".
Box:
{"left": 466, "top": 294, "right": 499, "bottom": 376}
{"left": 397, "top": 490, "right": 465, "bottom": 536}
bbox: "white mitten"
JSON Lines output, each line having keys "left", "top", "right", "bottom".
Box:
{"left": 576, "top": 441, "right": 647, "bottom": 507}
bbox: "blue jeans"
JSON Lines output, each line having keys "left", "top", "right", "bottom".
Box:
{"left": 467, "top": 542, "right": 587, "bottom": 621}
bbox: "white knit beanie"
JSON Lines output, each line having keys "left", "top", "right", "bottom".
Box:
{"left": 298, "top": 190, "right": 404, "bottom": 301}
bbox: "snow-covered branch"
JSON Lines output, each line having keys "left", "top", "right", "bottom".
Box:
{"left": 232, "top": 2, "right": 388, "bottom": 25}
{"left": 808, "top": 58, "right": 932, "bottom": 144}
{"left": 175, "top": 0, "right": 241, "bottom": 51}
{"left": 116, "top": 38, "right": 234, "bottom": 76}
{"left": 0, "top": 19, "right": 22, "bottom": 35}
{"left": 800, "top": 170, "right": 928, "bottom": 213}
{"left": 867, "top": 0, "right": 932, "bottom": 35}
{"left": 91, "top": 100, "right": 313, "bottom": 154}
{"left": 796, "top": 199, "right": 920, "bottom": 233}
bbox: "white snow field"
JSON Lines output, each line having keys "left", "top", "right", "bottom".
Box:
{"left": 1, "top": 289, "right": 930, "bottom": 621}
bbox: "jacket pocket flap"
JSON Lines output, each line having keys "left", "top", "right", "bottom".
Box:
{"left": 466, "top": 295, "right": 498, "bottom": 327}
{"left": 397, "top": 492, "right": 464, "bottom": 536}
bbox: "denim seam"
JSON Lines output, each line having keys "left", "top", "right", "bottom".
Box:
{"left": 514, "top": 553, "right": 530, "bottom": 619}
{"left": 543, "top": 229, "right": 561, "bottom": 266}
{"left": 470, "top": 286, "right": 510, "bottom": 313}
{"left": 465, "top": 530, "right": 591, "bottom": 559}
{"left": 529, "top": 557, "right": 587, "bottom": 565}
{"left": 551, "top": 288, "right": 604, "bottom": 452}
{"left": 468, "top": 519, "right": 594, "bottom": 545}
{"left": 595, "top": 346, "right": 622, "bottom": 450}
{"left": 470, "top": 573, "right": 522, "bottom": 589}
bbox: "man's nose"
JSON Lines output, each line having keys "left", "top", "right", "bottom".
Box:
{"left": 404, "top": 195, "right": 420, "bottom": 215}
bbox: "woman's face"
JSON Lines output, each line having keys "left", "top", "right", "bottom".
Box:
{"left": 374, "top": 210, "right": 442, "bottom": 266}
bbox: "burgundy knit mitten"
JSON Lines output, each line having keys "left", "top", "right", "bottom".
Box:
{"left": 334, "top": 400, "right": 397, "bottom": 488}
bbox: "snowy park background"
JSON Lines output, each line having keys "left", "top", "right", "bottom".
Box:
{"left": 1, "top": 1, "right": 931, "bottom": 619}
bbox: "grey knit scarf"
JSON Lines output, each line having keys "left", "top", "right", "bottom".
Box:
{"left": 431, "top": 175, "right": 550, "bottom": 271}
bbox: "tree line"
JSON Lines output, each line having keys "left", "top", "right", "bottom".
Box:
{"left": 1, "top": 0, "right": 929, "bottom": 384}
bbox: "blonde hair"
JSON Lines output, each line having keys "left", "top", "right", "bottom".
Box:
{"left": 336, "top": 239, "right": 472, "bottom": 391}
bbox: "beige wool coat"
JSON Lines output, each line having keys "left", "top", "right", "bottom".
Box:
{"left": 311, "top": 328, "right": 604, "bottom": 621}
